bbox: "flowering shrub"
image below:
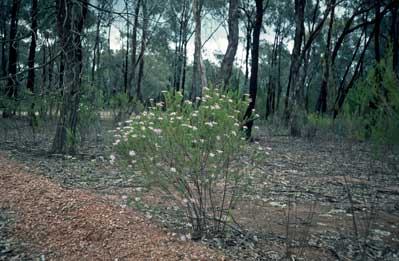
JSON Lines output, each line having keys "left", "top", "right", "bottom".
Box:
{"left": 113, "top": 88, "right": 258, "bottom": 237}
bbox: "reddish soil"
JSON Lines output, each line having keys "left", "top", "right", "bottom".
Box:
{"left": 0, "top": 154, "right": 224, "bottom": 260}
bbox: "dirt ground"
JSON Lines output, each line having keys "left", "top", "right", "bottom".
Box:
{"left": 1, "top": 118, "right": 398, "bottom": 260}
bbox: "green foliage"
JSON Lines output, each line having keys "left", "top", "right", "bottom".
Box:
{"left": 109, "top": 92, "right": 130, "bottom": 120}
{"left": 342, "top": 51, "right": 399, "bottom": 146}
{"left": 113, "top": 88, "right": 259, "bottom": 237}
{"left": 77, "top": 85, "right": 104, "bottom": 143}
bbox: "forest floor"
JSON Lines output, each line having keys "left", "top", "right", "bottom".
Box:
{"left": 0, "top": 117, "right": 399, "bottom": 260}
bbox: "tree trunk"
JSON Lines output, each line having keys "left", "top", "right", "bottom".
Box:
{"left": 191, "top": 0, "right": 206, "bottom": 100}
{"left": 316, "top": 0, "right": 335, "bottom": 115}
{"left": 219, "top": 0, "right": 239, "bottom": 89}
{"left": 333, "top": 28, "right": 373, "bottom": 118}
{"left": 0, "top": 0, "right": 8, "bottom": 78}
{"left": 128, "top": 0, "right": 141, "bottom": 100}
{"left": 4, "top": 0, "right": 20, "bottom": 118}
{"left": 284, "top": 0, "right": 305, "bottom": 136}
{"left": 266, "top": 27, "right": 279, "bottom": 119}
{"left": 123, "top": 0, "right": 129, "bottom": 94}
{"left": 275, "top": 36, "right": 283, "bottom": 112}
{"left": 27, "top": 0, "right": 38, "bottom": 94}
{"left": 26, "top": 0, "right": 38, "bottom": 125}
{"left": 244, "top": 17, "right": 252, "bottom": 89}
{"left": 244, "top": 0, "right": 264, "bottom": 138}
{"left": 91, "top": 12, "right": 101, "bottom": 86}
{"left": 136, "top": 0, "right": 147, "bottom": 102}
{"left": 51, "top": 0, "right": 88, "bottom": 154}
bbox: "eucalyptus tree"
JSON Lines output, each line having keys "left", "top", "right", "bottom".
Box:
{"left": 191, "top": 0, "right": 207, "bottom": 100}
{"left": 26, "top": 0, "right": 38, "bottom": 125}
{"left": 3, "top": 0, "right": 20, "bottom": 117}
{"left": 51, "top": 0, "right": 89, "bottom": 154}
{"left": 219, "top": 0, "right": 239, "bottom": 89}
{"left": 244, "top": 0, "right": 266, "bottom": 138}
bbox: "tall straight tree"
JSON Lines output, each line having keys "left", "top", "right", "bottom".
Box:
{"left": 191, "top": 0, "right": 207, "bottom": 100}
{"left": 0, "top": 0, "right": 9, "bottom": 78}
{"left": 3, "top": 0, "right": 20, "bottom": 117}
{"left": 26, "top": 0, "right": 38, "bottom": 125}
{"left": 26, "top": 0, "right": 38, "bottom": 94}
{"left": 244, "top": 0, "right": 264, "bottom": 138}
{"left": 316, "top": 0, "right": 335, "bottom": 114}
{"left": 219, "top": 0, "right": 239, "bottom": 89}
{"left": 284, "top": 0, "right": 305, "bottom": 136}
{"left": 136, "top": 0, "right": 148, "bottom": 102}
{"left": 128, "top": 0, "right": 141, "bottom": 100}
{"left": 52, "top": 0, "right": 89, "bottom": 154}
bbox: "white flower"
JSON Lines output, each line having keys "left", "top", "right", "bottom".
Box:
{"left": 231, "top": 131, "right": 237, "bottom": 136}
{"left": 216, "top": 136, "right": 221, "bottom": 141}
{"left": 170, "top": 167, "right": 177, "bottom": 173}
{"left": 234, "top": 123, "right": 240, "bottom": 127}
{"left": 153, "top": 128, "right": 162, "bottom": 135}
{"left": 109, "top": 154, "right": 116, "bottom": 164}
{"left": 113, "top": 139, "right": 120, "bottom": 146}
{"left": 129, "top": 150, "right": 136, "bottom": 157}
{"left": 209, "top": 153, "right": 215, "bottom": 158}
{"left": 141, "top": 126, "right": 146, "bottom": 131}
{"left": 228, "top": 99, "right": 233, "bottom": 103}
{"left": 216, "top": 150, "right": 223, "bottom": 154}
{"left": 157, "top": 117, "right": 164, "bottom": 120}
{"left": 254, "top": 126, "right": 259, "bottom": 130}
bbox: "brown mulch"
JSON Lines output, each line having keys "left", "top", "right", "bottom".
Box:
{"left": 0, "top": 154, "right": 225, "bottom": 260}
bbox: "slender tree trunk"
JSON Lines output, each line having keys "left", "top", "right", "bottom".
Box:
{"left": 136, "top": 0, "right": 147, "bottom": 102}
{"left": 244, "top": 19, "right": 252, "bottom": 89}
{"left": 41, "top": 45, "right": 46, "bottom": 90}
{"left": 27, "top": 0, "right": 38, "bottom": 94}
{"left": 316, "top": 0, "right": 335, "bottom": 114}
{"left": 91, "top": 13, "right": 101, "bottom": 86}
{"left": 266, "top": 28, "right": 279, "bottom": 119}
{"left": 333, "top": 28, "right": 373, "bottom": 118}
{"left": 0, "top": 1, "right": 7, "bottom": 78}
{"left": 52, "top": 0, "right": 89, "bottom": 154}
{"left": 4, "top": 0, "right": 20, "bottom": 118}
{"left": 276, "top": 36, "right": 283, "bottom": 112}
{"left": 124, "top": 1, "right": 130, "bottom": 94}
{"left": 26, "top": 0, "right": 38, "bottom": 125}
{"left": 128, "top": 0, "right": 141, "bottom": 100}
{"left": 244, "top": 0, "right": 264, "bottom": 138}
{"left": 284, "top": 0, "right": 305, "bottom": 136}
{"left": 180, "top": 39, "right": 188, "bottom": 95}
{"left": 219, "top": 0, "right": 239, "bottom": 89}
{"left": 191, "top": 0, "right": 206, "bottom": 100}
